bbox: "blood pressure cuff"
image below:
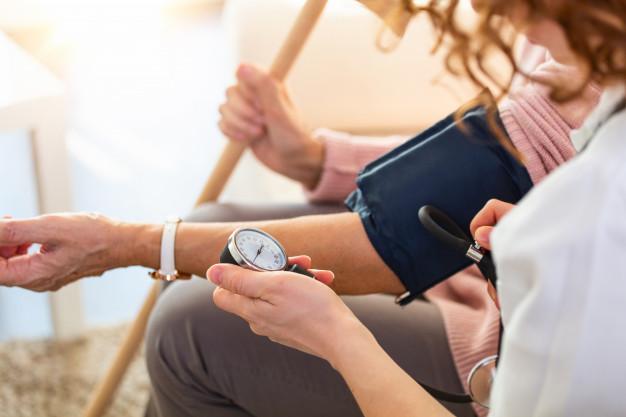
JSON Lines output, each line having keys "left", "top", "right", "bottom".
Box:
{"left": 345, "top": 105, "right": 533, "bottom": 299}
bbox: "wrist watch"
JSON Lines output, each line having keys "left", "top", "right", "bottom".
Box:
{"left": 149, "top": 217, "right": 191, "bottom": 281}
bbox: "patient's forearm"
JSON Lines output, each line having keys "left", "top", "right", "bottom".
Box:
{"left": 127, "top": 212, "right": 405, "bottom": 295}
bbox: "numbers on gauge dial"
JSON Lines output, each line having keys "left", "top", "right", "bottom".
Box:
{"left": 235, "top": 230, "right": 287, "bottom": 271}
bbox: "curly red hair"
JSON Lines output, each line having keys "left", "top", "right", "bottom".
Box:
{"left": 414, "top": 0, "right": 626, "bottom": 98}
{"left": 403, "top": 0, "right": 626, "bottom": 157}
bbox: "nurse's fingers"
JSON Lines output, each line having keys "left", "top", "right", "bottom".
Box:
{"left": 470, "top": 199, "right": 516, "bottom": 237}
{"left": 474, "top": 226, "right": 494, "bottom": 249}
{"left": 287, "top": 255, "right": 312, "bottom": 270}
{"left": 212, "top": 286, "right": 260, "bottom": 323}
{"left": 288, "top": 255, "right": 335, "bottom": 286}
{"left": 208, "top": 264, "right": 273, "bottom": 299}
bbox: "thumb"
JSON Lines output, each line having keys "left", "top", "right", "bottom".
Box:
{"left": 474, "top": 226, "right": 493, "bottom": 249}
{"left": 207, "top": 263, "right": 271, "bottom": 298}
{"left": 0, "top": 218, "right": 49, "bottom": 246}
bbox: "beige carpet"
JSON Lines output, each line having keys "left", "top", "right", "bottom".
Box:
{"left": 0, "top": 325, "right": 150, "bottom": 417}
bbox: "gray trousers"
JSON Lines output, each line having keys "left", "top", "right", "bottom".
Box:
{"left": 145, "top": 203, "right": 475, "bottom": 417}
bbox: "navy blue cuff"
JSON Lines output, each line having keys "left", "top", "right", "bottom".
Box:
{"left": 346, "top": 105, "right": 533, "bottom": 296}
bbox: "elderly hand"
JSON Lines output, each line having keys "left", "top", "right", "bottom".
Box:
{"left": 208, "top": 255, "right": 369, "bottom": 364}
{"left": 218, "top": 64, "right": 324, "bottom": 189}
{"left": 0, "top": 216, "right": 31, "bottom": 259}
{"left": 470, "top": 199, "right": 516, "bottom": 308}
{"left": 0, "top": 244, "right": 29, "bottom": 258}
{"left": 0, "top": 213, "right": 139, "bottom": 292}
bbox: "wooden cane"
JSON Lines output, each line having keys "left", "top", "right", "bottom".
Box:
{"left": 81, "top": 282, "right": 160, "bottom": 417}
{"left": 80, "top": 2, "right": 329, "bottom": 416}
{"left": 195, "top": 0, "right": 330, "bottom": 203}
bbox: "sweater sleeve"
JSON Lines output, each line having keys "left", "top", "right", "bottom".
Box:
{"left": 304, "top": 128, "right": 409, "bottom": 203}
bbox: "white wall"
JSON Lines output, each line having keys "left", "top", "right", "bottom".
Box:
{"left": 0, "top": 5, "right": 303, "bottom": 341}
{"left": 0, "top": 0, "right": 223, "bottom": 29}
{"left": 66, "top": 10, "right": 252, "bottom": 327}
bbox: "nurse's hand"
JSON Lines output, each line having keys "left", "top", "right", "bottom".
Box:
{"left": 218, "top": 64, "right": 324, "bottom": 189}
{"left": 208, "top": 256, "right": 368, "bottom": 364}
{"left": 470, "top": 199, "right": 516, "bottom": 251}
{"left": 0, "top": 213, "right": 133, "bottom": 292}
{"left": 470, "top": 199, "right": 516, "bottom": 309}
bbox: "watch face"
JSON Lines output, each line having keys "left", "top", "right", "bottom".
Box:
{"left": 234, "top": 229, "right": 287, "bottom": 271}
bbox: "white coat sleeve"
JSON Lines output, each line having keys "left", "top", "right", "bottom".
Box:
{"left": 488, "top": 156, "right": 626, "bottom": 417}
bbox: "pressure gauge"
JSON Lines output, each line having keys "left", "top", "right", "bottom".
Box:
{"left": 220, "top": 228, "right": 314, "bottom": 278}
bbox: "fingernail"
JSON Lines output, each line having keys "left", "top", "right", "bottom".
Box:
{"left": 209, "top": 265, "right": 223, "bottom": 285}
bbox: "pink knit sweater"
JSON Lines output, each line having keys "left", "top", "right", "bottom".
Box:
{"left": 305, "top": 42, "right": 601, "bottom": 415}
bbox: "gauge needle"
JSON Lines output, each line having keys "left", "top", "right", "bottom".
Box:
{"left": 253, "top": 244, "right": 264, "bottom": 263}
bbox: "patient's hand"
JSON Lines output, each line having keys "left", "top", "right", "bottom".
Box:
{"left": 218, "top": 63, "right": 324, "bottom": 189}
{"left": 0, "top": 216, "right": 31, "bottom": 259}
{"left": 0, "top": 213, "right": 132, "bottom": 292}
{"left": 0, "top": 244, "right": 30, "bottom": 259}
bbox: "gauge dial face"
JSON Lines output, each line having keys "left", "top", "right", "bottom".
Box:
{"left": 234, "top": 229, "right": 287, "bottom": 271}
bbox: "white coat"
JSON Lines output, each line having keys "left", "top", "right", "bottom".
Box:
{"left": 490, "top": 85, "right": 626, "bottom": 417}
